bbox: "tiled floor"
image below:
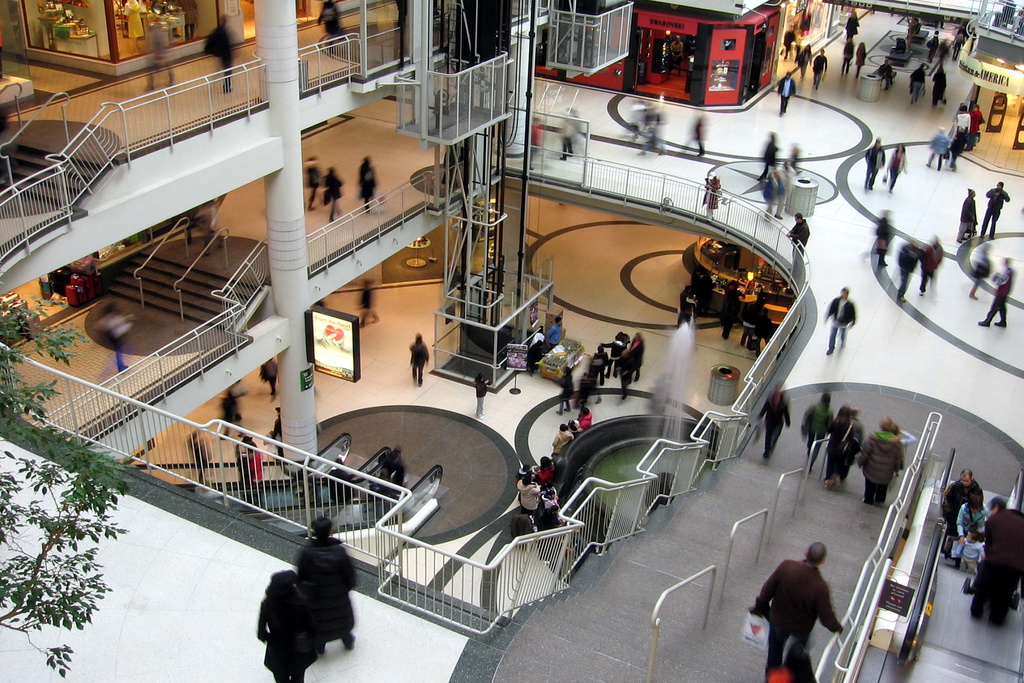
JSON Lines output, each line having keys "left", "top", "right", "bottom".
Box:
{"left": 3, "top": 9, "right": 1024, "bottom": 683}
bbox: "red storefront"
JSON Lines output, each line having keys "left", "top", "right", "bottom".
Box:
{"left": 539, "top": 5, "right": 781, "bottom": 107}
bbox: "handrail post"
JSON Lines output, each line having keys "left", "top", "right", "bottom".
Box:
{"left": 720, "top": 508, "right": 768, "bottom": 597}
{"left": 768, "top": 468, "right": 802, "bottom": 545}
{"left": 647, "top": 565, "right": 717, "bottom": 683}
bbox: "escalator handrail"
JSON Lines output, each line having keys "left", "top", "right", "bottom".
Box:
{"left": 359, "top": 447, "right": 392, "bottom": 476}
{"left": 1007, "top": 468, "right": 1024, "bottom": 511}
{"left": 938, "top": 447, "right": 958, "bottom": 512}
{"left": 896, "top": 520, "right": 946, "bottom": 664}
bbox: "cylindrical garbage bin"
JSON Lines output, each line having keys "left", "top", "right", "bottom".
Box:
{"left": 785, "top": 177, "right": 819, "bottom": 217}
{"left": 858, "top": 74, "right": 882, "bottom": 103}
{"left": 708, "top": 365, "right": 740, "bottom": 405}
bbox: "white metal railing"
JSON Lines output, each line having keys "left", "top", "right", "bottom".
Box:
{"left": 858, "top": 0, "right": 982, "bottom": 15}
{"left": 978, "top": 2, "right": 1024, "bottom": 43}
{"left": 647, "top": 565, "right": 717, "bottom": 683}
{"left": 0, "top": 92, "right": 70, "bottom": 183}
{"left": 546, "top": 3, "right": 632, "bottom": 74}
{"left": 173, "top": 228, "right": 230, "bottom": 319}
{"left": 0, "top": 61, "right": 268, "bottom": 274}
{"left": 397, "top": 54, "right": 510, "bottom": 144}
{"left": 307, "top": 176, "right": 434, "bottom": 275}
{"left": 299, "top": 34, "right": 361, "bottom": 96}
{"left": 815, "top": 412, "right": 943, "bottom": 682}
{"left": 133, "top": 216, "right": 192, "bottom": 308}
{"left": 212, "top": 239, "right": 269, "bottom": 313}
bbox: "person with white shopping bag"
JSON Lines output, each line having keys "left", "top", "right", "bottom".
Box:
{"left": 749, "top": 542, "right": 843, "bottom": 676}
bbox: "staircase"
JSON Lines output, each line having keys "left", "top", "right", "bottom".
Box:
{"left": 110, "top": 250, "right": 228, "bottom": 323}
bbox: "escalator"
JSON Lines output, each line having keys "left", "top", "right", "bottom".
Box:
{"left": 862, "top": 464, "right": 1024, "bottom": 683}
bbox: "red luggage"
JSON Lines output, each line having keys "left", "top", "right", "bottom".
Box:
{"left": 91, "top": 273, "right": 103, "bottom": 296}
{"left": 70, "top": 274, "right": 92, "bottom": 302}
{"left": 65, "top": 284, "right": 82, "bottom": 306}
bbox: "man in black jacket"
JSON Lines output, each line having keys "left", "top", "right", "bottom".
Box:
{"left": 296, "top": 516, "right": 357, "bottom": 653}
{"left": 943, "top": 469, "right": 982, "bottom": 556}
{"left": 752, "top": 542, "right": 843, "bottom": 674}
{"left": 825, "top": 288, "right": 856, "bottom": 355}
{"left": 980, "top": 182, "right": 1011, "bottom": 239}
{"left": 971, "top": 498, "right": 1024, "bottom": 624}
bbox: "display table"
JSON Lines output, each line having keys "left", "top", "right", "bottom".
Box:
{"left": 538, "top": 339, "right": 584, "bottom": 381}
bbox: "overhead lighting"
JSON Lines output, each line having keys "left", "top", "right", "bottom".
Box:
{"left": 1016, "top": 64, "right": 1024, "bottom": 70}
{"left": 996, "top": 57, "right": 1006, "bottom": 63}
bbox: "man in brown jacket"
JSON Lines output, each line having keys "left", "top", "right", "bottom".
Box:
{"left": 752, "top": 542, "right": 843, "bottom": 674}
{"left": 971, "top": 498, "right": 1024, "bottom": 624}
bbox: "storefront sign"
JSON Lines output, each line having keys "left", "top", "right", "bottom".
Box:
{"left": 638, "top": 14, "right": 697, "bottom": 35}
{"left": 958, "top": 54, "right": 1024, "bottom": 95}
{"left": 306, "top": 307, "right": 361, "bottom": 382}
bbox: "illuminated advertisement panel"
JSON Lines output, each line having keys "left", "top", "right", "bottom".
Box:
{"left": 306, "top": 307, "right": 361, "bottom": 382}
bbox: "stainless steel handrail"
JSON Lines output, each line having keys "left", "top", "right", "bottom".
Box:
{"left": 768, "top": 468, "right": 804, "bottom": 545}
{"left": 720, "top": 509, "right": 769, "bottom": 597}
{"left": 174, "top": 228, "right": 230, "bottom": 320}
{"left": 0, "top": 91, "right": 70, "bottom": 183}
{"left": 132, "top": 217, "right": 191, "bottom": 308}
{"left": 647, "top": 565, "right": 717, "bottom": 683}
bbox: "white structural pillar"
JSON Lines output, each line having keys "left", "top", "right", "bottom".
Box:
{"left": 254, "top": 2, "right": 318, "bottom": 456}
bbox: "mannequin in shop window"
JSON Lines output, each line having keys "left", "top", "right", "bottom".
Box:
{"left": 181, "top": 0, "right": 199, "bottom": 41}
{"left": 670, "top": 36, "right": 685, "bottom": 76}
{"left": 126, "top": 0, "right": 146, "bottom": 54}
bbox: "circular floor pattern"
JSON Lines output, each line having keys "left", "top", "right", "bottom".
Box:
{"left": 316, "top": 405, "right": 519, "bottom": 545}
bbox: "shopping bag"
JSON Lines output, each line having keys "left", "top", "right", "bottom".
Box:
{"left": 742, "top": 612, "right": 770, "bottom": 650}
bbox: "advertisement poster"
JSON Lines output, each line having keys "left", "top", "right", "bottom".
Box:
{"left": 506, "top": 343, "right": 528, "bottom": 370}
{"left": 306, "top": 307, "right": 361, "bottom": 382}
{"left": 529, "top": 300, "right": 539, "bottom": 327}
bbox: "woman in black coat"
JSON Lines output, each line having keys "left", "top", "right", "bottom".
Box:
{"left": 358, "top": 156, "right": 377, "bottom": 205}
{"left": 296, "top": 516, "right": 357, "bottom": 653}
{"left": 257, "top": 570, "right": 318, "bottom": 683}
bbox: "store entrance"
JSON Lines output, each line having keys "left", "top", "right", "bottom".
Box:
{"left": 636, "top": 30, "right": 694, "bottom": 102}
{"left": 746, "top": 30, "right": 765, "bottom": 99}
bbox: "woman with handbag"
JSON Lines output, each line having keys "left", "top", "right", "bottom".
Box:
{"left": 824, "top": 406, "right": 861, "bottom": 489}
{"left": 257, "top": 570, "right": 318, "bottom": 683}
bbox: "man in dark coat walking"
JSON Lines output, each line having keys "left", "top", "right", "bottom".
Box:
{"left": 296, "top": 516, "right": 357, "bottom": 653}
{"left": 971, "top": 498, "right": 1024, "bottom": 624}
{"left": 752, "top": 542, "right": 843, "bottom": 674}
{"left": 204, "top": 16, "right": 234, "bottom": 93}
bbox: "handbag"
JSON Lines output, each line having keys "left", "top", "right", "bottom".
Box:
{"left": 742, "top": 612, "right": 770, "bottom": 650}
{"left": 294, "top": 630, "right": 314, "bottom": 654}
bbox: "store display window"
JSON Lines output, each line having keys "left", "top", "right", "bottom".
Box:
{"left": 21, "top": 0, "right": 220, "bottom": 63}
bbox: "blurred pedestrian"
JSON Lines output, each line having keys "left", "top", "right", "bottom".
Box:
{"left": 896, "top": 240, "right": 921, "bottom": 303}
{"left": 296, "top": 516, "right": 357, "bottom": 654}
{"left": 885, "top": 144, "right": 908, "bottom": 193}
{"left": 969, "top": 241, "right": 990, "bottom": 299}
{"left": 99, "top": 301, "right": 133, "bottom": 372}
{"left": 145, "top": 24, "right": 173, "bottom": 91}
{"left": 797, "top": 45, "right": 811, "bottom": 79}
{"left": 909, "top": 64, "right": 925, "bottom": 103}
{"left": 323, "top": 167, "right": 344, "bottom": 221}
{"left": 801, "top": 393, "right": 833, "bottom": 458}
{"left": 758, "top": 384, "right": 791, "bottom": 460}
{"left": 259, "top": 357, "right": 278, "bottom": 398}
{"left": 305, "top": 157, "right": 322, "bottom": 211}
{"left": 864, "top": 138, "right": 885, "bottom": 190}
{"left": 841, "top": 38, "right": 854, "bottom": 75}
{"left": 556, "top": 366, "right": 574, "bottom": 415}
{"left": 918, "top": 238, "right": 943, "bottom": 295}
{"left": 855, "top": 42, "right": 867, "bottom": 77}
{"left": 979, "top": 258, "right": 1013, "bottom": 327}
{"left": 560, "top": 111, "right": 579, "bottom": 159}
{"left": 874, "top": 211, "right": 893, "bottom": 268}
{"left": 257, "top": 570, "right": 318, "bottom": 683}
{"left": 410, "top": 333, "right": 429, "bottom": 386}
{"left": 358, "top": 156, "right": 377, "bottom": 206}
{"left": 359, "top": 278, "right": 378, "bottom": 326}
{"left": 692, "top": 114, "right": 705, "bottom": 155}
{"left": 932, "top": 65, "right": 947, "bottom": 106}
{"left": 758, "top": 133, "right": 778, "bottom": 182}
{"left": 204, "top": 15, "right": 234, "bottom": 93}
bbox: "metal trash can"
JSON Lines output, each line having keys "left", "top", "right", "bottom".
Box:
{"left": 858, "top": 74, "right": 882, "bottom": 103}
{"left": 708, "top": 365, "right": 740, "bottom": 405}
{"left": 785, "top": 177, "right": 819, "bottom": 217}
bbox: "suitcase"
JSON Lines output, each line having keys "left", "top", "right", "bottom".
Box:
{"left": 65, "top": 284, "right": 83, "bottom": 307}
{"left": 70, "top": 274, "right": 92, "bottom": 302}
{"left": 91, "top": 273, "right": 103, "bottom": 296}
